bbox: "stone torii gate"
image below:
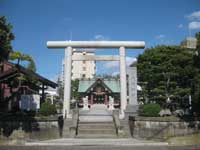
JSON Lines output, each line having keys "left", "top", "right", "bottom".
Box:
{"left": 47, "top": 41, "right": 145, "bottom": 118}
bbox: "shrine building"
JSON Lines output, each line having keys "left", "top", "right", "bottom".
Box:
{"left": 78, "top": 78, "right": 120, "bottom": 108}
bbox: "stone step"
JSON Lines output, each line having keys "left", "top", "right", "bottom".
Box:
{"left": 79, "top": 121, "right": 114, "bottom": 124}
{"left": 78, "top": 123, "right": 115, "bottom": 130}
{"left": 79, "top": 116, "right": 113, "bottom": 122}
{"left": 77, "top": 105, "right": 117, "bottom": 139}
{"left": 78, "top": 128, "right": 116, "bottom": 135}
{"left": 76, "top": 133, "right": 118, "bottom": 139}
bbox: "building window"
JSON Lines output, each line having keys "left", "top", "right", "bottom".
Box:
{"left": 83, "top": 67, "right": 86, "bottom": 71}
{"left": 83, "top": 60, "right": 86, "bottom": 64}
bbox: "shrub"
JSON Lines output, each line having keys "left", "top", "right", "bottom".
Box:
{"left": 139, "top": 103, "right": 161, "bottom": 117}
{"left": 39, "top": 102, "right": 57, "bottom": 116}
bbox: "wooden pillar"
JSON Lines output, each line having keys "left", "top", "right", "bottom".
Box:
{"left": 105, "top": 94, "right": 108, "bottom": 106}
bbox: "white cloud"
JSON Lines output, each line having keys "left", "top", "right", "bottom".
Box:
{"left": 155, "top": 34, "right": 166, "bottom": 43}
{"left": 94, "top": 34, "right": 110, "bottom": 41}
{"left": 177, "top": 24, "right": 183, "bottom": 28}
{"left": 126, "top": 57, "right": 137, "bottom": 66}
{"left": 104, "top": 57, "right": 137, "bottom": 69}
{"left": 188, "top": 21, "right": 200, "bottom": 30}
{"left": 155, "top": 34, "right": 165, "bottom": 40}
{"left": 104, "top": 61, "right": 118, "bottom": 69}
{"left": 186, "top": 10, "right": 200, "bottom": 20}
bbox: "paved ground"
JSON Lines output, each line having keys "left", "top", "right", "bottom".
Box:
{"left": 0, "top": 145, "right": 200, "bottom": 150}
{"left": 25, "top": 138, "right": 168, "bottom": 146}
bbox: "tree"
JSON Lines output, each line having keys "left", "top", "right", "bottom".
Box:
{"left": 57, "top": 78, "right": 80, "bottom": 99}
{"left": 9, "top": 51, "right": 36, "bottom": 72}
{"left": 71, "top": 79, "right": 80, "bottom": 99}
{"left": 192, "top": 32, "right": 200, "bottom": 114}
{"left": 137, "top": 45, "right": 199, "bottom": 111}
{"left": 95, "top": 74, "right": 119, "bottom": 79}
{"left": 196, "top": 32, "right": 200, "bottom": 50}
{"left": 194, "top": 32, "right": 200, "bottom": 67}
{"left": 8, "top": 51, "right": 37, "bottom": 91}
{"left": 0, "top": 16, "right": 14, "bottom": 61}
{"left": 57, "top": 77, "right": 64, "bottom": 100}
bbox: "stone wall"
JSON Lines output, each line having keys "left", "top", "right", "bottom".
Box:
{"left": 129, "top": 116, "right": 200, "bottom": 140}
{"left": 0, "top": 117, "right": 63, "bottom": 142}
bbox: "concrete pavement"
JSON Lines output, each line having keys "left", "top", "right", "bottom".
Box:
{"left": 25, "top": 138, "right": 168, "bottom": 146}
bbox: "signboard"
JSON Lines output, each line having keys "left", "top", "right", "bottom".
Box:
{"left": 19, "top": 94, "right": 40, "bottom": 111}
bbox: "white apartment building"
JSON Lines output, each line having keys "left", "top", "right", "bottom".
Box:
{"left": 180, "top": 37, "right": 197, "bottom": 49}
{"left": 72, "top": 50, "right": 96, "bottom": 80}
{"left": 60, "top": 49, "right": 96, "bottom": 81}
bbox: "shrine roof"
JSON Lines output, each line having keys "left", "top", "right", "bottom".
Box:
{"left": 0, "top": 61, "right": 57, "bottom": 88}
{"left": 78, "top": 78, "right": 120, "bottom": 93}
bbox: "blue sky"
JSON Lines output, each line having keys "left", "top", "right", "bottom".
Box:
{"left": 0, "top": 0, "right": 200, "bottom": 80}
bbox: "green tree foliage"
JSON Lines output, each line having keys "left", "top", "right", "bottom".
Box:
{"left": 137, "top": 45, "right": 199, "bottom": 111}
{"left": 57, "top": 79, "right": 80, "bottom": 101}
{"left": 8, "top": 51, "right": 38, "bottom": 90}
{"left": 9, "top": 51, "right": 36, "bottom": 72}
{"left": 194, "top": 32, "right": 200, "bottom": 67}
{"left": 39, "top": 101, "right": 57, "bottom": 116}
{"left": 139, "top": 103, "right": 161, "bottom": 117}
{"left": 57, "top": 78, "right": 64, "bottom": 100}
{"left": 196, "top": 32, "right": 200, "bottom": 50}
{"left": 71, "top": 79, "right": 80, "bottom": 99}
{"left": 95, "top": 74, "right": 119, "bottom": 79}
{"left": 192, "top": 32, "right": 200, "bottom": 114}
{"left": 0, "top": 16, "right": 14, "bottom": 61}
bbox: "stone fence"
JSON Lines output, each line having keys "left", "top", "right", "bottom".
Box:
{"left": 129, "top": 116, "right": 200, "bottom": 140}
{"left": 0, "top": 116, "right": 62, "bottom": 143}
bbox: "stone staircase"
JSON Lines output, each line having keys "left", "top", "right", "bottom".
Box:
{"left": 77, "top": 121, "right": 117, "bottom": 138}
{"left": 76, "top": 104, "right": 118, "bottom": 138}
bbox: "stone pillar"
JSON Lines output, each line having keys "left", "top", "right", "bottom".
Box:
{"left": 63, "top": 46, "right": 72, "bottom": 118}
{"left": 109, "top": 96, "right": 114, "bottom": 110}
{"left": 119, "top": 46, "right": 127, "bottom": 119}
{"left": 83, "top": 96, "right": 89, "bottom": 110}
{"left": 128, "top": 67, "right": 138, "bottom": 105}
{"left": 126, "top": 67, "right": 138, "bottom": 117}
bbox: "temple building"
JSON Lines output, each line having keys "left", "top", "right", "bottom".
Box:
{"left": 0, "top": 61, "right": 57, "bottom": 112}
{"left": 78, "top": 78, "right": 120, "bottom": 108}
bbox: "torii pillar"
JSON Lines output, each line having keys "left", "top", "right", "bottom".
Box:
{"left": 47, "top": 41, "right": 145, "bottom": 119}
{"left": 119, "top": 46, "right": 127, "bottom": 118}
{"left": 63, "top": 46, "right": 72, "bottom": 118}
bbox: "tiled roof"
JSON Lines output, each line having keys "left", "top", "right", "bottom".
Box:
{"left": 78, "top": 78, "right": 120, "bottom": 93}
